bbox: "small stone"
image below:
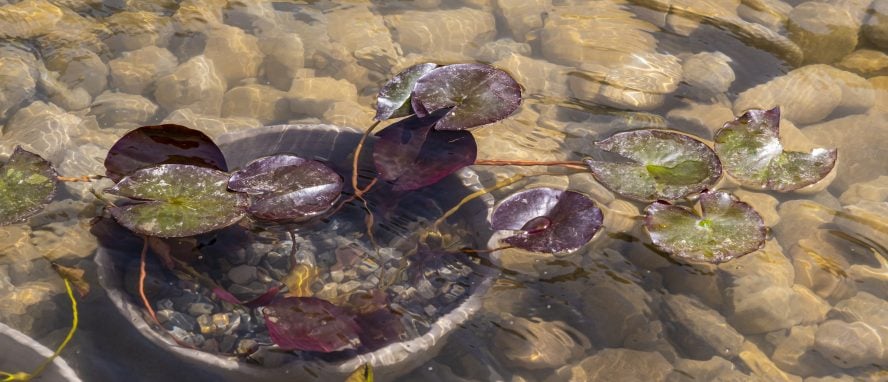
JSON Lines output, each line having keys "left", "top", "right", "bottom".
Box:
{"left": 494, "top": 0, "right": 550, "bottom": 42}
{"left": 235, "top": 338, "right": 258, "bottom": 355}
{"left": 734, "top": 65, "right": 842, "bottom": 125}
{"left": 0, "top": 56, "right": 36, "bottom": 120}
{"left": 45, "top": 48, "right": 108, "bottom": 97}
{"left": 546, "top": 348, "right": 673, "bottom": 382}
{"left": 680, "top": 51, "right": 735, "bottom": 98}
{"left": 187, "top": 302, "right": 215, "bottom": 317}
{"left": 109, "top": 46, "right": 178, "bottom": 95}
{"left": 835, "top": 49, "right": 888, "bottom": 77}
{"left": 863, "top": 0, "right": 888, "bottom": 50}
{"left": 0, "top": 0, "right": 63, "bottom": 40}
{"left": 219, "top": 334, "right": 237, "bottom": 353}
{"left": 493, "top": 315, "right": 589, "bottom": 370}
{"left": 154, "top": 55, "right": 225, "bottom": 116}
{"left": 157, "top": 309, "right": 197, "bottom": 332}
{"left": 168, "top": 326, "right": 204, "bottom": 347}
{"left": 789, "top": 237, "right": 856, "bottom": 302}
{"left": 338, "top": 280, "right": 361, "bottom": 295}
{"left": 385, "top": 8, "right": 496, "bottom": 57}
{"left": 662, "top": 294, "right": 744, "bottom": 360}
{"left": 221, "top": 84, "right": 287, "bottom": 124}
{"left": 2, "top": 101, "right": 79, "bottom": 164}
{"left": 321, "top": 101, "right": 375, "bottom": 128}
{"left": 474, "top": 39, "right": 532, "bottom": 63}
{"left": 203, "top": 24, "right": 263, "bottom": 86}
{"left": 768, "top": 325, "right": 835, "bottom": 376}
{"left": 258, "top": 32, "right": 305, "bottom": 91}
{"left": 88, "top": 91, "right": 158, "bottom": 128}
{"left": 814, "top": 320, "right": 888, "bottom": 368}
{"left": 830, "top": 291, "right": 888, "bottom": 327}
{"left": 287, "top": 77, "right": 358, "bottom": 117}
{"left": 580, "top": 279, "right": 654, "bottom": 348}
{"left": 788, "top": 2, "right": 859, "bottom": 64}
{"left": 666, "top": 356, "right": 749, "bottom": 382}
{"left": 227, "top": 265, "right": 257, "bottom": 285}
{"left": 162, "top": 108, "right": 260, "bottom": 139}
{"left": 102, "top": 11, "right": 173, "bottom": 53}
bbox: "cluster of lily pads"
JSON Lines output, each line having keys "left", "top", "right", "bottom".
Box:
{"left": 0, "top": 63, "right": 837, "bottom": 355}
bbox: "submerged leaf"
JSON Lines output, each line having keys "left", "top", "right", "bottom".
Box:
{"left": 228, "top": 155, "right": 342, "bottom": 222}
{"left": 584, "top": 130, "right": 722, "bottom": 202}
{"left": 490, "top": 188, "right": 603, "bottom": 253}
{"left": 411, "top": 63, "right": 522, "bottom": 130}
{"left": 345, "top": 364, "right": 374, "bottom": 382}
{"left": 373, "top": 109, "right": 477, "bottom": 191}
{"left": 107, "top": 164, "right": 248, "bottom": 237}
{"left": 714, "top": 107, "right": 837, "bottom": 191}
{"left": 105, "top": 124, "right": 228, "bottom": 182}
{"left": 213, "top": 286, "right": 280, "bottom": 309}
{"left": 0, "top": 147, "right": 58, "bottom": 226}
{"left": 375, "top": 62, "right": 438, "bottom": 121}
{"left": 644, "top": 190, "right": 766, "bottom": 263}
{"left": 51, "top": 263, "right": 90, "bottom": 297}
{"left": 262, "top": 297, "right": 361, "bottom": 353}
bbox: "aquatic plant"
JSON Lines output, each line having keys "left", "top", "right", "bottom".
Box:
{"left": 0, "top": 63, "right": 838, "bottom": 362}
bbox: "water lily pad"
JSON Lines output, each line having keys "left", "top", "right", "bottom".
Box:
{"left": 105, "top": 124, "right": 228, "bottom": 182}
{"left": 107, "top": 164, "right": 248, "bottom": 237}
{"left": 411, "top": 63, "right": 522, "bottom": 130}
{"left": 228, "top": 155, "right": 342, "bottom": 222}
{"left": 490, "top": 188, "right": 603, "bottom": 254}
{"left": 262, "top": 297, "right": 361, "bottom": 353}
{"left": 584, "top": 130, "right": 722, "bottom": 202}
{"left": 714, "top": 107, "right": 837, "bottom": 191}
{"left": 644, "top": 190, "right": 765, "bottom": 263}
{"left": 373, "top": 109, "right": 477, "bottom": 191}
{"left": 375, "top": 62, "right": 438, "bottom": 121}
{"left": 0, "top": 147, "right": 58, "bottom": 226}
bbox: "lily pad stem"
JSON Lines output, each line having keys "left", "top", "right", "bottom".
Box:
{"left": 138, "top": 236, "right": 160, "bottom": 326}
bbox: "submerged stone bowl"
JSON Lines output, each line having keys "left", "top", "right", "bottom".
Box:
{"left": 0, "top": 322, "right": 82, "bottom": 381}
{"left": 95, "top": 124, "right": 494, "bottom": 381}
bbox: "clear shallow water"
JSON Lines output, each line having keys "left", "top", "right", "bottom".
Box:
{"left": 0, "top": 0, "right": 886, "bottom": 381}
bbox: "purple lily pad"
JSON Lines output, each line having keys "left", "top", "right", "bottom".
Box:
{"left": 490, "top": 188, "right": 603, "bottom": 254}
{"left": 213, "top": 286, "right": 280, "bottom": 309}
{"left": 0, "top": 147, "right": 59, "bottom": 226}
{"left": 584, "top": 130, "right": 722, "bottom": 202}
{"left": 228, "top": 154, "right": 342, "bottom": 222}
{"left": 411, "top": 63, "right": 522, "bottom": 130}
{"left": 714, "top": 107, "right": 837, "bottom": 191}
{"left": 644, "top": 190, "right": 766, "bottom": 263}
{"left": 375, "top": 62, "right": 438, "bottom": 121}
{"left": 373, "top": 109, "right": 477, "bottom": 191}
{"left": 262, "top": 297, "right": 361, "bottom": 353}
{"left": 107, "top": 164, "right": 248, "bottom": 238}
{"left": 105, "top": 124, "right": 228, "bottom": 182}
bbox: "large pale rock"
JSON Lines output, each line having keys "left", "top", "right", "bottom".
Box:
{"left": 546, "top": 348, "right": 673, "bottom": 382}
{"left": 836, "top": 49, "right": 888, "bottom": 78}
{"left": 1, "top": 101, "right": 80, "bottom": 164}
{"left": 803, "top": 111, "right": 888, "bottom": 191}
{"left": 494, "top": 53, "right": 569, "bottom": 97}
{"left": 258, "top": 32, "right": 304, "bottom": 91}
{"left": 660, "top": 263, "right": 724, "bottom": 309}
{"left": 44, "top": 47, "right": 108, "bottom": 97}
{"left": 102, "top": 11, "right": 173, "bottom": 53}
{"left": 162, "top": 108, "right": 260, "bottom": 139}
{"left": 768, "top": 325, "right": 834, "bottom": 376}
{"left": 773, "top": 200, "right": 834, "bottom": 248}
{"left": 321, "top": 101, "right": 375, "bottom": 128}
{"left": 680, "top": 52, "right": 735, "bottom": 98}
{"left": 287, "top": 76, "right": 357, "bottom": 117}
{"left": 863, "top": 0, "right": 888, "bottom": 50}
{"left": 326, "top": 5, "right": 399, "bottom": 69}
{"left": 153, "top": 55, "right": 225, "bottom": 115}
{"left": 666, "top": 100, "right": 736, "bottom": 137}
{"left": 666, "top": 357, "right": 749, "bottom": 382}
{"left": 662, "top": 294, "right": 744, "bottom": 360}
{"left": 814, "top": 320, "right": 888, "bottom": 368}
{"left": 223, "top": 0, "right": 276, "bottom": 33}
{"left": 109, "top": 46, "right": 178, "bottom": 95}
{"left": 0, "top": 0, "right": 63, "bottom": 39}
{"left": 581, "top": 280, "right": 654, "bottom": 348}
{"left": 475, "top": 39, "right": 532, "bottom": 63}
{"left": 385, "top": 8, "right": 496, "bottom": 56}
{"left": 789, "top": 237, "right": 856, "bottom": 302}
{"left": 221, "top": 84, "right": 287, "bottom": 124}
{"left": 203, "top": 24, "right": 263, "bottom": 86}
{"left": 788, "top": 2, "right": 859, "bottom": 64}
{"left": 495, "top": 0, "right": 550, "bottom": 42}
{"left": 36, "top": 65, "right": 92, "bottom": 112}
{"left": 0, "top": 56, "right": 37, "bottom": 119}
{"left": 88, "top": 91, "right": 158, "bottom": 128}
{"left": 541, "top": 5, "right": 658, "bottom": 67}
{"left": 493, "top": 315, "right": 589, "bottom": 370}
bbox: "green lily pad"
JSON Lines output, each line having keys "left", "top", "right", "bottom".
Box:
{"left": 107, "top": 164, "right": 248, "bottom": 237}
{"left": 714, "top": 107, "right": 837, "bottom": 191}
{"left": 375, "top": 62, "right": 438, "bottom": 121}
{"left": 584, "top": 130, "right": 722, "bottom": 202}
{"left": 0, "top": 147, "right": 58, "bottom": 226}
{"left": 644, "top": 190, "right": 766, "bottom": 263}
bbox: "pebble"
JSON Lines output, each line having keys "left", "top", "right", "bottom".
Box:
{"left": 2, "top": 101, "right": 79, "bottom": 164}
{"left": 494, "top": 0, "right": 550, "bottom": 42}
{"left": 227, "top": 265, "right": 258, "bottom": 285}
{"left": 680, "top": 52, "right": 735, "bottom": 99}
{"left": 221, "top": 84, "right": 288, "bottom": 124}
{"left": 187, "top": 302, "right": 215, "bottom": 317}
{"left": 863, "top": 0, "right": 888, "bottom": 50}
{"left": 835, "top": 49, "right": 888, "bottom": 77}
{"left": 385, "top": 8, "right": 496, "bottom": 57}
{"left": 157, "top": 309, "right": 197, "bottom": 332}
{"left": 666, "top": 356, "right": 749, "bottom": 381}
{"left": 287, "top": 76, "right": 358, "bottom": 117}
{"left": 203, "top": 24, "right": 263, "bottom": 86}
{"left": 88, "top": 91, "right": 158, "bottom": 128}
{"left": 0, "top": 56, "right": 37, "bottom": 119}
{"left": 0, "top": 0, "right": 63, "bottom": 40}
{"left": 580, "top": 279, "right": 654, "bottom": 348}
{"left": 767, "top": 325, "right": 834, "bottom": 377}
{"left": 814, "top": 320, "right": 888, "bottom": 368}
{"left": 257, "top": 32, "right": 305, "bottom": 91}
{"left": 153, "top": 55, "right": 225, "bottom": 116}
{"left": 662, "top": 293, "right": 744, "bottom": 359}
{"left": 45, "top": 48, "right": 108, "bottom": 98}
{"left": 493, "top": 315, "right": 589, "bottom": 370}
{"left": 109, "top": 46, "right": 178, "bottom": 95}
{"left": 102, "top": 11, "right": 173, "bottom": 54}
{"left": 788, "top": 2, "right": 859, "bottom": 64}
{"left": 789, "top": 237, "right": 856, "bottom": 302}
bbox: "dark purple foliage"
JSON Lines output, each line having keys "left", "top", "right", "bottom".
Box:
{"left": 262, "top": 297, "right": 361, "bottom": 353}
{"left": 213, "top": 286, "right": 280, "bottom": 309}
{"left": 411, "top": 63, "right": 522, "bottom": 130}
{"left": 375, "top": 62, "right": 438, "bottom": 121}
{"left": 354, "top": 308, "right": 407, "bottom": 350}
{"left": 491, "top": 188, "right": 603, "bottom": 254}
{"left": 228, "top": 154, "right": 342, "bottom": 222}
{"left": 104, "top": 124, "right": 228, "bottom": 182}
{"left": 373, "top": 109, "right": 477, "bottom": 191}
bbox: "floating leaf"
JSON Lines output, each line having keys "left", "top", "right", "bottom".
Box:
{"left": 491, "top": 188, "right": 603, "bottom": 253}
{"left": 714, "top": 107, "right": 837, "bottom": 191}
{"left": 0, "top": 147, "right": 58, "bottom": 226}
{"left": 411, "top": 63, "right": 522, "bottom": 130}
{"left": 51, "top": 263, "right": 90, "bottom": 297}
{"left": 262, "top": 297, "right": 361, "bottom": 353}
{"left": 373, "top": 109, "right": 477, "bottom": 191}
{"left": 375, "top": 62, "right": 438, "bottom": 121}
{"left": 644, "top": 190, "right": 766, "bottom": 263}
{"left": 213, "top": 286, "right": 280, "bottom": 309}
{"left": 107, "top": 164, "right": 248, "bottom": 237}
{"left": 228, "top": 155, "right": 342, "bottom": 222}
{"left": 345, "top": 364, "right": 374, "bottom": 382}
{"left": 584, "top": 130, "right": 722, "bottom": 202}
{"left": 104, "top": 124, "right": 228, "bottom": 182}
